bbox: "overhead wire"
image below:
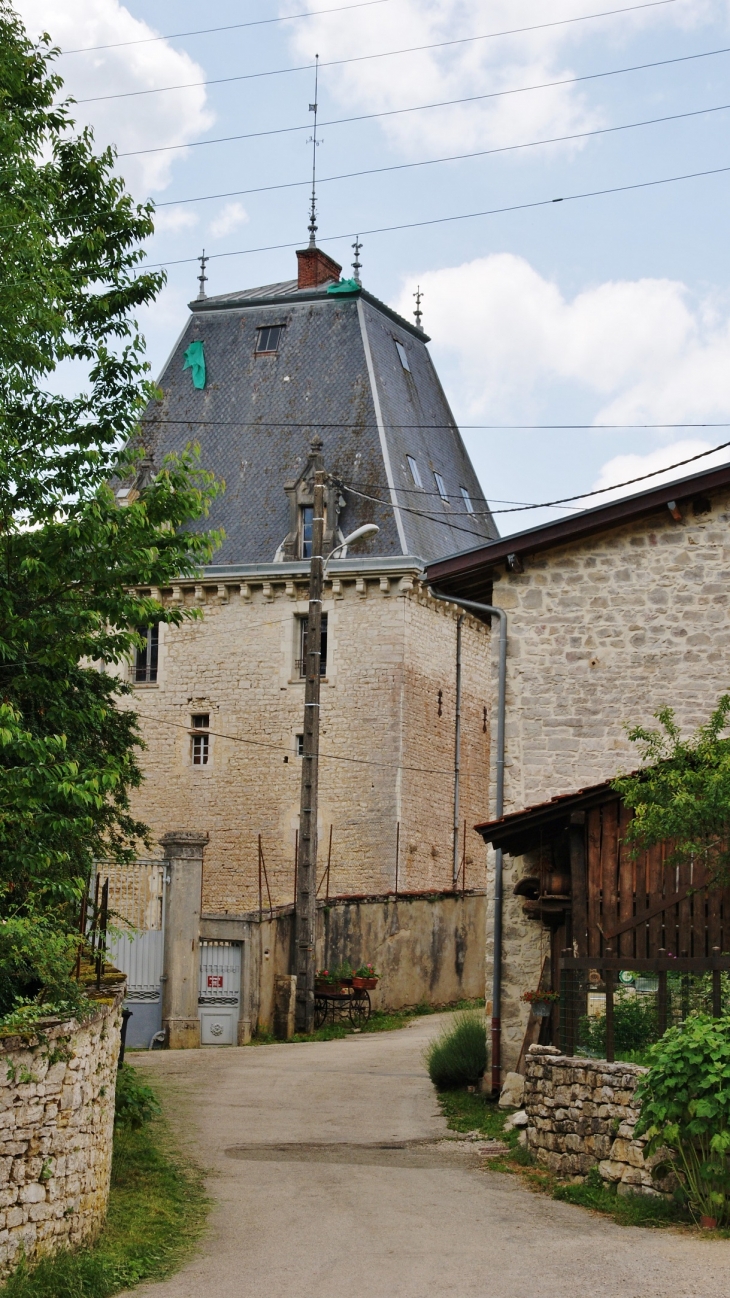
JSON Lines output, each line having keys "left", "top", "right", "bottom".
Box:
{"left": 118, "top": 44, "right": 730, "bottom": 153}
{"left": 138, "top": 160, "right": 730, "bottom": 269}
{"left": 144, "top": 418, "right": 730, "bottom": 431}
{"left": 155, "top": 99, "right": 730, "bottom": 209}
{"left": 76, "top": 1, "right": 686, "bottom": 103}
{"left": 61, "top": 0, "right": 678, "bottom": 57}
{"left": 61, "top": 0, "right": 391, "bottom": 54}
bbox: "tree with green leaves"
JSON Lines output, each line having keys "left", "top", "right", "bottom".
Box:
{"left": 0, "top": 3, "right": 221, "bottom": 1019}
{"left": 613, "top": 696, "right": 730, "bottom": 886}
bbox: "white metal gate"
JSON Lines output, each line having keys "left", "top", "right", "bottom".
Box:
{"left": 199, "top": 941, "right": 241, "bottom": 1045}
{"left": 105, "top": 861, "right": 166, "bottom": 1047}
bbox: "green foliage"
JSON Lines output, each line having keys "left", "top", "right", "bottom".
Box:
{"left": 0, "top": 6, "right": 222, "bottom": 1015}
{"left": 113, "top": 1064, "right": 160, "bottom": 1131}
{"left": 613, "top": 696, "right": 730, "bottom": 882}
{"left": 634, "top": 1014, "right": 730, "bottom": 1225}
{"left": 425, "top": 1011, "right": 487, "bottom": 1090}
{"left": 437, "top": 1087, "right": 507, "bottom": 1140}
{"left": 578, "top": 992, "right": 660, "bottom": 1059}
{"left": 552, "top": 1166, "right": 683, "bottom": 1227}
{"left": 1, "top": 1098, "right": 207, "bottom": 1297}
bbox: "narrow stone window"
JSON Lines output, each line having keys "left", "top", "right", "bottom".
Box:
{"left": 300, "top": 505, "right": 314, "bottom": 558}
{"left": 191, "top": 714, "right": 210, "bottom": 766}
{"left": 296, "top": 734, "right": 304, "bottom": 757}
{"left": 434, "top": 472, "right": 448, "bottom": 502}
{"left": 297, "top": 614, "right": 328, "bottom": 678}
{"left": 407, "top": 455, "right": 422, "bottom": 488}
{"left": 395, "top": 339, "right": 411, "bottom": 371}
{"left": 134, "top": 623, "right": 159, "bottom": 683}
{"left": 255, "top": 324, "right": 284, "bottom": 354}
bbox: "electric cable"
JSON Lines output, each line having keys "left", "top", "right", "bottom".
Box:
{"left": 118, "top": 44, "right": 730, "bottom": 154}
{"left": 155, "top": 99, "right": 730, "bottom": 209}
{"left": 61, "top": 0, "right": 677, "bottom": 57}
{"left": 61, "top": 0, "right": 391, "bottom": 54}
{"left": 138, "top": 161, "right": 730, "bottom": 270}
{"left": 144, "top": 418, "right": 730, "bottom": 431}
{"left": 77, "top": 1, "right": 687, "bottom": 103}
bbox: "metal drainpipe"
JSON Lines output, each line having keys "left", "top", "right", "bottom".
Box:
{"left": 429, "top": 587, "right": 507, "bottom": 1096}
{"left": 452, "top": 615, "right": 464, "bottom": 889}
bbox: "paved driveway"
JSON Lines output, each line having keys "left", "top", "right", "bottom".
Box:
{"left": 131, "top": 1016, "right": 729, "bottom": 1298}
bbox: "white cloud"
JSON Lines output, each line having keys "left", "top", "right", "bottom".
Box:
{"left": 209, "top": 202, "right": 249, "bottom": 239}
{"left": 394, "top": 254, "right": 730, "bottom": 426}
{"left": 287, "top": 0, "right": 708, "bottom": 158}
{"left": 586, "top": 440, "right": 730, "bottom": 505}
{"left": 152, "top": 207, "right": 199, "bottom": 234}
{"left": 15, "top": 0, "right": 214, "bottom": 193}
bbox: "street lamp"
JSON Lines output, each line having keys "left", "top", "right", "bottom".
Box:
{"left": 295, "top": 491, "right": 380, "bottom": 1033}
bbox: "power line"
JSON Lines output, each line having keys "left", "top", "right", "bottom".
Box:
{"left": 61, "top": 0, "right": 391, "bottom": 55}
{"left": 155, "top": 99, "right": 730, "bottom": 210}
{"left": 76, "top": 0, "right": 682, "bottom": 103}
{"left": 138, "top": 160, "right": 730, "bottom": 270}
{"left": 339, "top": 438, "right": 730, "bottom": 522}
{"left": 118, "top": 44, "right": 730, "bottom": 155}
{"left": 144, "top": 418, "right": 730, "bottom": 431}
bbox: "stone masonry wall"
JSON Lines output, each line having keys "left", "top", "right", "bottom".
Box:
{"left": 524, "top": 1045, "right": 672, "bottom": 1196}
{"left": 127, "top": 565, "right": 491, "bottom": 913}
{"left": 484, "top": 489, "right": 730, "bottom": 1072}
{"left": 0, "top": 995, "right": 123, "bottom": 1277}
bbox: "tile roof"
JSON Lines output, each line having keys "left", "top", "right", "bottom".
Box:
{"left": 140, "top": 269, "right": 498, "bottom": 565}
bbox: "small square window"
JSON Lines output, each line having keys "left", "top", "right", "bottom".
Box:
{"left": 460, "top": 487, "right": 474, "bottom": 515}
{"left": 134, "top": 623, "right": 159, "bottom": 683}
{"left": 297, "top": 614, "right": 328, "bottom": 677}
{"left": 434, "top": 472, "right": 448, "bottom": 502}
{"left": 256, "top": 324, "right": 284, "bottom": 354}
{"left": 191, "top": 714, "right": 210, "bottom": 766}
{"left": 295, "top": 734, "right": 304, "bottom": 757}
{"left": 395, "top": 339, "right": 411, "bottom": 371}
{"left": 406, "top": 455, "right": 422, "bottom": 488}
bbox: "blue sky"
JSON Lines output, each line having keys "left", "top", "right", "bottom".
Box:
{"left": 17, "top": 0, "right": 730, "bottom": 535}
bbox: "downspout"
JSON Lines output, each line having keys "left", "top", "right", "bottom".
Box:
{"left": 452, "top": 615, "right": 464, "bottom": 888}
{"left": 429, "top": 588, "right": 507, "bottom": 1096}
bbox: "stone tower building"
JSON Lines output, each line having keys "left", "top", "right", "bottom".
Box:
{"left": 126, "top": 245, "right": 498, "bottom": 914}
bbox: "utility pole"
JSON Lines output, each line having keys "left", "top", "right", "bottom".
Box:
{"left": 295, "top": 451, "right": 325, "bottom": 1033}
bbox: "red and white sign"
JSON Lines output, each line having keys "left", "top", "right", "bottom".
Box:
{"left": 207, "top": 974, "right": 224, "bottom": 989}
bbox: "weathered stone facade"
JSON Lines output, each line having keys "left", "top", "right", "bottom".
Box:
{"left": 481, "top": 488, "right": 730, "bottom": 1069}
{"left": 0, "top": 994, "right": 123, "bottom": 1277}
{"left": 524, "top": 1045, "right": 671, "bottom": 1196}
{"left": 127, "top": 561, "right": 492, "bottom": 913}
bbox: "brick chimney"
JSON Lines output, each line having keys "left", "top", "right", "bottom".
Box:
{"left": 296, "top": 246, "right": 342, "bottom": 290}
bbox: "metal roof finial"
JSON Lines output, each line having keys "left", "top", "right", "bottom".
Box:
{"left": 352, "top": 236, "right": 362, "bottom": 284}
{"left": 413, "top": 285, "right": 423, "bottom": 330}
{"left": 197, "top": 249, "right": 208, "bottom": 300}
{"left": 307, "top": 55, "right": 321, "bottom": 248}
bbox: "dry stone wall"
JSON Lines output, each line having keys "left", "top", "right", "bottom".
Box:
{"left": 0, "top": 994, "right": 123, "bottom": 1277}
{"left": 524, "top": 1045, "right": 672, "bottom": 1196}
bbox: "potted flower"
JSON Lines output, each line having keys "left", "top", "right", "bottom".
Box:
{"left": 352, "top": 963, "right": 379, "bottom": 990}
{"left": 521, "top": 989, "right": 560, "bottom": 1017}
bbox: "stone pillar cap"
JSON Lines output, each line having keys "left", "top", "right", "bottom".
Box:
{"left": 160, "top": 831, "right": 209, "bottom": 851}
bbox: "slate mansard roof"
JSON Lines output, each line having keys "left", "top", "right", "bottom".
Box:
{"left": 140, "top": 268, "right": 498, "bottom": 565}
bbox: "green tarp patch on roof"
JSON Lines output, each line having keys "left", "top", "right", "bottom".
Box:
{"left": 327, "top": 278, "right": 361, "bottom": 296}
{"left": 183, "top": 339, "right": 206, "bottom": 389}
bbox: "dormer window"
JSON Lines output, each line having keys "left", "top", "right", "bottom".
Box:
{"left": 434, "top": 472, "right": 448, "bottom": 502}
{"left": 460, "top": 487, "right": 474, "bottom": 515}
{"left": 395, "top": 340, "right": 411, "bottom": 371}
{"left": 256, "top": 324, "right": 284, "bottom": 354}
{"left": 406, "top": 456, "right": 422, "bottom": 488}
{"left": 300, "top": 505, "right": 314, "bottom": 558}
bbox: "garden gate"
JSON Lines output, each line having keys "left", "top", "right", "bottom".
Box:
{"left": 198, "top": 940, "right": 241, "bottom": 1045}
{"left": 105, "top": 859, "right": 166, "bottom": 1048}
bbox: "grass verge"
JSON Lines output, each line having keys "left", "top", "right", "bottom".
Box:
{"left": 250, "top": 998, "right": 484, "bottom": 1045}
{"left": 437, "top": 1087, "right": 693, "bottom": 1229}
{"left": 1, "top": 1109, "right": 208, "bottom": 1297}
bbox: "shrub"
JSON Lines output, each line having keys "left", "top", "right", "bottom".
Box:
{"left": 634, "top": 1014, "right": 730, "bottom": 1226}
{"left": 114, "top": 1064, "right": 160, "bottom": 1131}
{"left": 578, "top": 991, "right": 660, "bottom": 1058}
{"left": 425, "top": 1011, "right": 487, "bottom": 1090}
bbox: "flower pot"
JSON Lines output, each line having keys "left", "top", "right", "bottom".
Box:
{"left": 700, "top": 1216, "right": 718, "bottom": 1230}
{"left": 352, "top": 976, "right": 378, "bottom": 990}
{"left": 532, "top": 1002, "right": 553, "bottom": 1017}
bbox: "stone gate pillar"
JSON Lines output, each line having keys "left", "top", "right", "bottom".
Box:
{"left": 161, "top": 831, "right": 208, "bottom": 1049}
